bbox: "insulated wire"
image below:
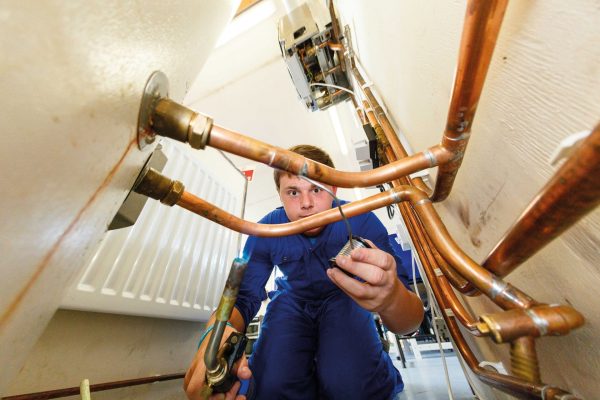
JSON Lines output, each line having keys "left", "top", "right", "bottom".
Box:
{"left": 309, "top": 82, "right": 356, "bottom": 97}
{"left": 298, "top": 175, "right": 354, "bottom": 249}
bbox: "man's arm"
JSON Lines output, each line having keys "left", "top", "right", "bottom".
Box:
{"left": 327, "top": 245, "right": 424, "bottom": 334}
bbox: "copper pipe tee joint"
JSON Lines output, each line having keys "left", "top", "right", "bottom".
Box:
{"left": 478, "top": 305, "right": 585, "bottom": 344}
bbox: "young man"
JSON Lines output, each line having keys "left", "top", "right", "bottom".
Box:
{"left": 185, "top": 145, "right": 424, "bottom": 400}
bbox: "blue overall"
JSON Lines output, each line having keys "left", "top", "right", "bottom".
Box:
{"left": 235, "top": 204, "right": 410, "bottom": 399}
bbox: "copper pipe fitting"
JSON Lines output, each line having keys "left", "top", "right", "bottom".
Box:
{"left": 432, "top": 0, "right": 509, "bottom": 202}
{"left": 151, "top": 98, "right": 213, "bottom": 150}
{"left": 483, "top": 123, "right": 600, "bottom": 277}
{"left": 510, "top": 337, "right": 541, "bottom": 384}
{"left": 479, "top": 304, "right": 585, "bottom": 343}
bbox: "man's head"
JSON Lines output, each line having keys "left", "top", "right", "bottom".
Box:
{"left": 275, "top": 145, "right": 336, "bottom": 236}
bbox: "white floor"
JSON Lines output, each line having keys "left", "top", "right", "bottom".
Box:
{"left": 390, "top": 342, "right": 476, "bottom": 400}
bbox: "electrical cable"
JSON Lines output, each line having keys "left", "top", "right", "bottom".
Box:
{"left": 309, "top": 82, "right": 356, "bottom": 97}
{"left": 298, "top": 175, "right": 354, "bottom": 249}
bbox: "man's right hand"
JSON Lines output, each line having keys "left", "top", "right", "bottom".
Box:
{"left": 184, "top": 324, "right": 253, "bottom": 400}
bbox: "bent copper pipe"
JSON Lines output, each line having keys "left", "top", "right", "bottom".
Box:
{"left": 361, "top": 94, "right": 482, "bottom": 296}
{"left": 402, "top": 201, "right": 482, "bottom": 334}
{"left": 134, "top": 169, "right": 534, "bottom": 311}
{"left": 148, "top": 98, "right": 452, "bottom": 188}
{"left": 209, "top": 123, "right": 452, "bottom": 187}
{"left": 432, "top": 0, "right": 509, "bottom": 201}
{"left": 483, "top": 123, "right": 600, "bottom": 277}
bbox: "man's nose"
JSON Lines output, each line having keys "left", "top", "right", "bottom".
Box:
{"left": 300, "top": 192, "right": 313, "bottom": 209}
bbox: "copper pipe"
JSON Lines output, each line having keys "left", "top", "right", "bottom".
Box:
{"left": 510, "top": 337, "right": 541, "bottom": 384}
{"left": 147, "top": 97, "right": 453, "bottom": 189}
{"left": 176, "top": 186, "right": 411, "bottom": 237}
{"left": 402, "top": 200, "right": 482, "bottom": 334}
{"left": 432, "top": 0, "right": 509, "bottom": 201}
{"left": 209, "top": 124, "right": 452, "bottom": 188}
{"left": 412, "top": 199, "right": 536, "bottom": 310}
{"left": 176, "top": 181, "right": 534, "bottom": 310}
{"left": 1, "top": 373, "right": 184, "bottom": 400}
{"left": 441, "top": 301, "right": 578, "bottom": 399}
{"left": 483, "top": 124, "right": 600, "bottom": 277}
{"left": 366, "top": 98, "right": 481, "bottom": 296}
{"left": 408, "top": 199, "right": 577, "bottom": 398}
{"left": 479, "top": 304, "right": 585, "bottom": 344}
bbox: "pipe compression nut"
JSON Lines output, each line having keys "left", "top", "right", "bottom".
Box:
{"left": 133, "top": 167, "right": 184, "bottom": 206}
{"left": 151, "top": 98, "right": 213, "bottom": 150}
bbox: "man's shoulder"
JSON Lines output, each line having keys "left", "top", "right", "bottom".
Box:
{"left": 258, "top": 206, "right": 289, "bottom": 224}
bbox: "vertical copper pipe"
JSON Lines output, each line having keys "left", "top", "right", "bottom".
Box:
{"left": 432, "top": 0, "right": 509, "bottom": 201}
{"left": 483, "top": 124, "right": 600, "bottom": 277}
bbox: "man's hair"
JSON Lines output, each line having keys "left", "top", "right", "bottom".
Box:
{"left": 274, "top": 144, "right": 335, "bottom": 190}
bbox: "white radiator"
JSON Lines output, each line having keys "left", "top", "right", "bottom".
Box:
{"left": 61, "top": 139, "right": 241, "bottom": 321}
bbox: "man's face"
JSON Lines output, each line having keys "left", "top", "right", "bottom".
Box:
{"left": 278, "top": 174, "right": 337, "bottom": 236}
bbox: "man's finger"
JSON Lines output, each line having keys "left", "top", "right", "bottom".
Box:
{"left": 327, "top": 267, "right": 376, "bottom": 300}
{"left": 350, "top": 247, "right": 394, "bottom": 271}
{"left": 335, "top": 255, "right": 387, "bottom": 286}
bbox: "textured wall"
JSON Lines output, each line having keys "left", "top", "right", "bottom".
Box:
{"left": 0, "top": 1, "right": 238, "bottom": 395}
{"left": 338, "top": 0, "right": 600, "bottom": 398}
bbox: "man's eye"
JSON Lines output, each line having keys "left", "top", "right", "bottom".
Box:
{"left": 289, "top": 190, "right": 298, "bottom": 196}
{"left": 312, "top": 188, "right": 321, "bottom": 193}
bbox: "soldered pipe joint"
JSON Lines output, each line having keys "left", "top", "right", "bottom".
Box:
{"left": 133, "top": 167, "right": 184, "bottom": 206}
{"left": 151, "top": 98, "right": 213, "bottom": 149}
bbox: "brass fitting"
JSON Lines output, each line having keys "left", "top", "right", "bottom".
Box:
{"left": 152, "top": 98, "right": 213, "bottom": 149}
{"left": 133, "top": 167, "right": 184, "bottom": 206}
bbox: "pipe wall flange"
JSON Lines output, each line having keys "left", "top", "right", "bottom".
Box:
{"left": 137, "top": 71, "right": 169, "bottom": 150}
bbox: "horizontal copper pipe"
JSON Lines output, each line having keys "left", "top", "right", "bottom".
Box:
{"left": 208, "top": 124, "right": 453, "bottom": 188}
{"left": 2, "top": 373, "right": 184, "bottom": 400}
{"left": 432, "top": 0, "right": 509, "bottom": 202}
{"left": 483, "top": 123, "right": 600, "bottom": 277}
{"left": 480, "top": 304, "right": 585, "bottom": 344}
